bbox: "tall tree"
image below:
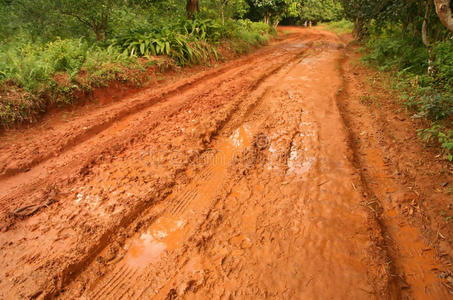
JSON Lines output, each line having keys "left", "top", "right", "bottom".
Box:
{"left": 186, "top": 0, "right": 199, "bottom": 17}
{"left": 54, "top": 0, "right": 118, "bottom": 41}
{"left": 300, "top": 0, "right": 343, "bottom": 22}
{"left": 249, "top": 0, "right": 289, "bottom": 25}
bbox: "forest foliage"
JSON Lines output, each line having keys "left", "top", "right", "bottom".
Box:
{"left": 338, "top": 0, "right": 453, "bottom": 160}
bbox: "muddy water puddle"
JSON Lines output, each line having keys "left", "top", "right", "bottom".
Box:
{"left": 125, "top": 215, "right": 186, "bottom": 268}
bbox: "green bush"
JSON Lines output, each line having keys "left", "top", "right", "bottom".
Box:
{"left": 363, "top": 33, "right": 428, "bottom": 74}
{"left": 432, "top": 40, "right": 453, "bottom": 92}
{"left": 414, "top": 93, "right": 453, "bottom": 121}
{"left": 0, "top": 39, "right": 137, "bottom": 93}
{"left": 111, "top": 28, "right": 218, "bottom": 66}
{"left": 111, "top": 18, "right": 275, "bottom": 65}
{"left": 418, "top": 124, "right": 453, "bottom": 161}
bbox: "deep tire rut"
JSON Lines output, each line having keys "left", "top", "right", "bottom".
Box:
{"left": 76, "top": 42, "right": 309, "bottom": 300}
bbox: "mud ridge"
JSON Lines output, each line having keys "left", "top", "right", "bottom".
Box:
{"left": 336, "top": 40, "right": 452, "bottom": 299}
{"left": 336, "top": 43, "right": 400, "bottom": 298}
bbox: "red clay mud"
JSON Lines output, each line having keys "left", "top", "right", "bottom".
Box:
{"left": 0, "top": 28, "right": 451, "bottom": 299}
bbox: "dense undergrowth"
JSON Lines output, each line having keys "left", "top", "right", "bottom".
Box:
{"left": 362, "top": 28, "right": 453, "bottom": 161}
{"left": 0, "top": 18, "right": 275, "bottom": 128}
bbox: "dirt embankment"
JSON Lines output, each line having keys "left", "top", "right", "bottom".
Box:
{"left": 0, "top": 27, "right": 451, "bottom": 299}
{"left": 337, "top": 37, "right": 453, "bottom": 298}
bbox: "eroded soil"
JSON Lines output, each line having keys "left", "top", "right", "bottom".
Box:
{"left": 0, "top": 28, "right": 451, "bottom": 299}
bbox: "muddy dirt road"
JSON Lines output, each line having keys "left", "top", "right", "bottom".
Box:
{"left": 0, "top": 28, "right": 452, "bottom": 299}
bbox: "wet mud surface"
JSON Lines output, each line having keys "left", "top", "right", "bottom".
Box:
{"left": 0, "top": 28, "right": 451, "bottom": 299}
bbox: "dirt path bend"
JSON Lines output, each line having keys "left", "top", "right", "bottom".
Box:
{"left": 0, "top": 28, "right": 451, "bottom": 299}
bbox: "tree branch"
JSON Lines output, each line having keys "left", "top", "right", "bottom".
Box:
{"left": 58, "top": 9, "right": 95, "bottom": 29}
{"left": 422, "top": 0, "right": 432, "bottom": 47}
{"left": 434, "top": 0, "right": 453, "bottom": 32}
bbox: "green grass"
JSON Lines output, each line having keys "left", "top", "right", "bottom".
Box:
{"left": 318, "top": 19, "right": 354, "bottom": 35}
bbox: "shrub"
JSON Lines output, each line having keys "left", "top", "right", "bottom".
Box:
{"left": 432, "top": 40, "right": 453, "bottom": 92}
{"left": 0, "top": 39, "right": 137, "bottom": 92}
{"left": 363, "top": 33, "right": 428, "bottom": 74}
{"left": 418, "top": 124, "right": 453, "bottom": 161}
{"left": 414, "top": 93, "right": 453, "bottom": 121}
{"left": 110, "top": 18, "right": 275, "bottom": 65}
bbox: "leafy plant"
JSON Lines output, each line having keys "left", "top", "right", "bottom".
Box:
{"left": 418, "top": 124, "right": 453, "bottom": 161}
{"left": 110, "top": 18, "right": 274, "bottom": 66}
{"left": 414, "top": 93, "right": 453, "bottom": 121}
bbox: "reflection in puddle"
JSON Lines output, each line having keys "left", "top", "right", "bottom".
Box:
{"left": 287, "top": 148, "right": 315, "bottom": 175}
{"left": 193, "top": 124, "right": 253, "bottom": 206}
{"left": 207, "top": 125, "right": 252, "bottom": 170}
{"left": 266, "top": 143, "right": 281, "bottom": 171}
{"left": 125, "top": 215, "right": 186, "bottom": 267}
{"left": 232, "top": 125, "right": 252, "bottom": 146}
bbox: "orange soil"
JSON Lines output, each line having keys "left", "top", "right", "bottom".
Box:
{"left": 0, "top": 27, "right": 451, "bottom": 299}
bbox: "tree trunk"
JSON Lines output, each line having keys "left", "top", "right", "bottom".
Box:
{"left": 264, "top": 12, "right": 270, "bottom": 25}
{"left": 422, "top": 0, "right": 435, "bottom": 75}
{"left": 422, "top": 0, "right": 432, "bottom": 47}
{"left": 402, "top": 23, "right": 407, "bottom": 38}
{"left": 186, "top": 0, "right": 199, "bottom": 18}
{"left": 434, "top": 0, "right": 453, "bottom": 32}
{"left": 353, "top": 18, "right": 367, "bottom": 40}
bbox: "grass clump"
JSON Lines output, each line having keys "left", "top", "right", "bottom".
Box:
{"left": 319, "top": 19, "right": 353, "bottom": 34}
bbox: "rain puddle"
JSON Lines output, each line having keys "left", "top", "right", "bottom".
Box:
{"left": 213, "top": 124, "right": 252, "bottom": 169}
{"left": 125, "top": 215, "right": 186, "bottom": 268}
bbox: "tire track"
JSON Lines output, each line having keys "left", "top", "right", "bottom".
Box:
{"left": 0, "top": 29, "right": 346, "bottom": 300}
{"left": 0, "top": 38, "right": 312, "bottom": 226}
{"left": 65, "top": 38, "right": 313, "bottom": 300}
